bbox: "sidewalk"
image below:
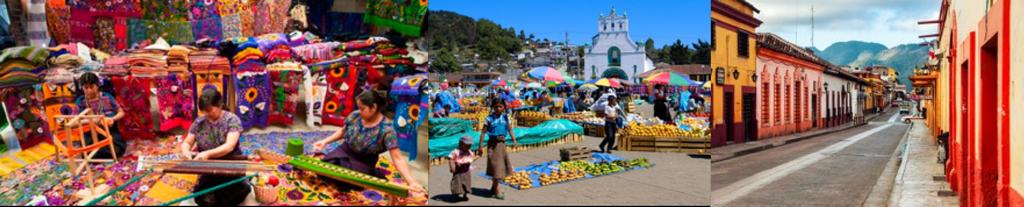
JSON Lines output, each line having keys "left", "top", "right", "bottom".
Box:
{"left": 888, "top": 120, "right": 959, "bottom": 206}
{"left": 710, "top": 112, "right": 883, "bottom": 163}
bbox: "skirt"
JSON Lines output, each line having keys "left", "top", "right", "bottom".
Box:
{"left": 450, "top": 172, "right": 472, "bottom": 195}
{"left": 486, "top": 135, "right": 514, "bottom": 179}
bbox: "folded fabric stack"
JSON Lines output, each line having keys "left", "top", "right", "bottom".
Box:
{"left": 291, "top": 41, "right": 339, "bottom": 64}
{"left": 265, "top": 44, "right": 296, "bottom": 63}
{"left": 256, "top": 33, "right": 289, "bottom": 53}
{"left": 166, "top": 45, "right": 193, "bottom": 73}
{"left": 101, "top": 56, "right": 131, "bottom": 76}
{"left": 127, "top": 50, "right": 168, "bottom": 77}
{"left": 339, "top": 37, "right": 389, "bottom": 56}
{"left": 0, "top": 46, "right": 49, "bottom": 88}
{"left": 188, "top": 50, "right": 230, "bottom": 73}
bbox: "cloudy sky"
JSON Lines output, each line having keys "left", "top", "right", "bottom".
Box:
{"left": 749, "top": 0, "right": 940, "bottom": 49}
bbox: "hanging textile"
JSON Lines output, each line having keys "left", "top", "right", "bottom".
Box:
{"left": 41, "top": 82, "right": 78, "bottom": 136}
{"left": 141, "top": 0, "right": 189, "bottom": 21}
{"left": 389, "top": 74, "right": 427, "bottom": 160}
{"left": 112, "top": 76, "right": 155, "bottom": 139}
{"left": 219, "top": 13, "right": 244, "bottom": 39}
{"left": 234, "top": 69, "right": 271, "bottom": 129}
{"left": 0, "top": 87, "right": 51, "bottom": 149}
{"left": 364, "top": 0, "right": 428, "bottom": 37}
{"left": 191, "top": 16, "right": 224, "bottom": 41}
{"left": 267, "top": 62, "right": 305, "bottom": 126}
{"left": 303, "top": 62, "right": 328, "bottom": 127}
{"left": 46, "top": 0, "right": 72, "bottom": 44}
{"left": 26, "top": 0, "right": 51, "bottom": 46}
{"left": 155, "top": 73, "right": 195, "bottom": 132}
{"left": 322, "top": 61, "right": 358, "bottom": 127}
{"left": 291, "top": 42, "right": 340, "bottom": 64}
{"left": 128, "top": 19, "right": 195, "bottom": 46}
{"left": 252, "top": 0, "right": 292, "bottom": 35}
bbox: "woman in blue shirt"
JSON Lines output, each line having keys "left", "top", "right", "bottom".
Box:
{"left": 478, "top": 99, "right": 517, "bottom": 200}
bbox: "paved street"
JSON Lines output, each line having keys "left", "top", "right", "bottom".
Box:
{"left": 427, "top": 135, "right": 710, "bottom": 205}
{"left": 712, "top": 111, "right": 909, "bottom": 206}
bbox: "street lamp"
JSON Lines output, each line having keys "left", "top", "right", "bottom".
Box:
{"left": 733, "top": 69, "right": 740, "bottom": 80}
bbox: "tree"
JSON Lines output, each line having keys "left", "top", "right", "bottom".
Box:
{"left": 690, "top": 39, "right": 711, "bottom": 64}
{"left": 644, "top": 38, "right": 657, "bottom": 60}
{"left": 430, "top": 50, "right": 461, "bottom": 73}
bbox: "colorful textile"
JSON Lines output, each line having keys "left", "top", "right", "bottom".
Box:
{"left": 291, "top": 42, "right": 340, "bottom": 64}
{"left": 189, "top": 111, "right": 243, "bottom": 157}
{"left": 141, "top": 0, "right": 189, "bottom": 21}
{"left": 193, "top": 70, "right": 229, "bottom": 114}
{"left": 303, "top": 63, "right": 328, "bottom": 127}
{"left": 267, "top": 62, "right": 305, "bottom": 126}
{"left": 0, "top": 87, "right": 51, "bottom": 150}
{"left": 155, "top": 73, "right": 195, "bottom": 132}
{"left": 112, "top": 76, "right": 155, "bottom": 139}
{"left": 135, "top": 173, "right": 198, "bottom": 205}
{"left": 219, "top": 13, "right": 244, "bottom": 39}
{"left": 0, "top": 159, "right": 69, "bottom": 205}
{"left": 364, "top": 0, "right": 427, "bottom": 37}
{"left": 128, "top": 19, "right": 195, "bottom": 46}
{"left": 41, "top": 82, "right": 79, "bottom": 134}
{"left": 191, "top": 16, "right": 223, "bottom": 41}
{"left": 234, "top": 70, "right": 271, "bottom": 129}
{"left": 252, "top": 0, "right": 292, "bottom": 35}
{"left": 256, "top": 33, "right": 288, "bottom": 53}
{"left": 25, "top": 0, "right": 51, "bottom": 46}
{"left": 389, "top": 74, "right": 428, "bottom": 160}
{"left": 46, "top": 0, "right": 72, "bottom": 44}
{"left": 0, "top": 46, "right": 50, "bottom": 65}
{"left": 266, "top": 159, "right": 427, "bottom": 205}
{"left": 320, "top": 61, "right": 358, "bottom": 127}
{"left": 237, "top": 131, "right": 337, "bottom": 156}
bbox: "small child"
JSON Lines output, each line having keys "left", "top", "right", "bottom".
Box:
{"left": 449, "top": 136, "right": 478, "bottom": 201}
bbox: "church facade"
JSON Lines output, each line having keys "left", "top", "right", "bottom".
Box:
{"left": 583, "top": 8, "right": 654, "bottom": 83}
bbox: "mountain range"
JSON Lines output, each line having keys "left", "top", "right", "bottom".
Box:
{"left": 811, "top": 41, "right": 930, "bottom": 89}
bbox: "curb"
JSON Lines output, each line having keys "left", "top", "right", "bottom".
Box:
{"left": 711, "top": 113, "right": 886, "bottom": 163}
{"left": 864, "top": 121, "right": 913, "bottom": 206}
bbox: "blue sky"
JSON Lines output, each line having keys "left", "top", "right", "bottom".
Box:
{"left": 431, "top": 0, "right": 710, "bottom": 48}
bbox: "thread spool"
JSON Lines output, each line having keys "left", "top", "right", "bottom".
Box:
{"left": 285, "top": 138, "right": 304, "bottom": 156}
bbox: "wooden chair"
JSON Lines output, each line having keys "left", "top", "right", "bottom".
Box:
{"left": 50, "top": 109, "right": 118, "bottom": 192}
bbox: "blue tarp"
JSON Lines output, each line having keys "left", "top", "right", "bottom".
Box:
{"left": 428, "top": 119, "right": 584, "bottom": 159}
{"left": 433, "top": 91, "right": 461, "bottom": 113}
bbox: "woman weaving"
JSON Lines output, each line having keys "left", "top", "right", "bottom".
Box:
{"left": 310, "top": 90, "right": 426, "bottom": 196}
{"left": 178, "top": 89, "right": 250, "bottom": 206}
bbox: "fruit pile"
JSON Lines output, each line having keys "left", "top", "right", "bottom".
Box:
{"left": 613, "top": 157, "right": 652, "bottom": 169}
{"left": 449, "top": 111, "right": 488, "bottom": 129}
{"left": 538, "top": 169, "right": 586, "bottom": 186}
{"left": 517, "top": 111, "right": 553, "bottom": 122}
{"left": 555, "top": 112, "right": 594, "bottom": 121}
{"left": 558, "top": 160, "right": 591, "bottom": 172}
{"left": 503, "top": 171, "right": 535, "bottom": 189}
{"left": 678, "top": 117, "right": 711, "bottom": 138}
{"left": 585, "top": 162, "right": 627, "bottom": 176}
{"left": 621, "top": 122, "right": 687, "bottom": 137}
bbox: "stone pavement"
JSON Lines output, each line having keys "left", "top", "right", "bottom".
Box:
{"left": 710, "top": 112, "right": 884, "bottom": 163}
{"left": 427, "top": 135, "right": 710, "bottom": 205}
{"left": 888, "top": 119, "right": 959, "bottom": 206}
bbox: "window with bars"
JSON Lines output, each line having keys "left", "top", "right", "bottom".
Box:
{"left": 786, "top": 84, "right": 791, "bottom": 124}
{"left": 737, "top": 31, "right": 750, "bottom": 58}
{"left": 775, "top": 83, "right": 781, "bottom": 124}
{"left": 762, "top": 80, "right": 770, "bottom": 125}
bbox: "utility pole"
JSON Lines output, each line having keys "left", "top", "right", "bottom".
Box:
{"left": 811, "top": 5, "right": 815, "bottom": 48}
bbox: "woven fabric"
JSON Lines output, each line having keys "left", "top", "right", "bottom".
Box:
{"left": 267, "top": 63, "right": 304, "bottom": 126}
{"left": 321, "top": 62, "right": 357, "bottom": 127}
{"left": 234, "top": 70, "right": 271, "bottom": 129}
{"left": 112, "top": 76, "right": 155, "bottom": 139}
{"left": 155, "top": 73, "right": 195, "bottom": 132}
{"left": 0, "top": 87, "right": 51, "bottom": 149}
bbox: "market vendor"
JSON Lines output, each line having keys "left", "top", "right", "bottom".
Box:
{"left": 311, "top": 90, "right": 426, "bottom": 196}
{"left": 179, "top": 89, "right": 250, "bottom": 206}
{"left": 600, "top": 95, "right": 624, "bottom": 153}
{"left": 72, "top": 72, "right": 126, "bottom": 159}
{"left": 478, "top": 99, "right": 517, "bottom": 200}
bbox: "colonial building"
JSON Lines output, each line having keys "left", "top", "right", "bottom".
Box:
{"left": 583, "top": 7, "right": 654, "bottom": 83}
{"left": 920, "top": 0, "right": 1021, "bottom": 206}
{"left": 711, "top": 0, "right": 761, "bottom": 146}
{"left": 754, "top": 33, "right": 866, "bottom": 139}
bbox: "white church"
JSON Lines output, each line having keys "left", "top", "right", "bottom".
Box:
{"left": 583, "top": 7, "right": 655, "bottom": 83}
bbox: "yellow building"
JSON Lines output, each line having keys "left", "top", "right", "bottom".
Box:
{"left": 711, "top": 0, "right": 761, "bottom": 146}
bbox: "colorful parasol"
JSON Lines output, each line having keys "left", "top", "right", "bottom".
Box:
{"left": 526, "top": 82, "right": 543, "bottom": 88}
{"left": 578, "top": 84, "right": 599, "bottom": 92}
{"left": 526, "top": 66, "right": 568, "bottom": 83}
{"left": 643, "top": 71, "right": 690, "bottom": 86}
{"left": 590, "top": 78, "right": 623, "bottom": 88}
{"left": 491, "top": 79, "right": 507, "bottom": 86}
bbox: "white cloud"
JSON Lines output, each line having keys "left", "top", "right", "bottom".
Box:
{"left": 749, "top": 0, "right": 940, "bottom": 48}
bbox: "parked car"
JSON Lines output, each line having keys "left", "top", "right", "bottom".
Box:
{"left": 899, "top": 103, "right": 911, "bottom": 114}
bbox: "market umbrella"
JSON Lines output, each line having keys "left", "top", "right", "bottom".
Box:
{"left": 643, "top": 71, "right": 689, "bottom": 86}
{"left": 526, "top": 66, "right": 568, "bottom": 83}
{"left": 590, "top": 78, "right": 623, "bottom": 88}
{"left": 578, "top": 84, "right": 599, "bottom": 92}
{"left": 491, "top": 79, "right": 507, "bottom": 86}
{"left": 702, "top": 81, "right": 711, "bottom": 89}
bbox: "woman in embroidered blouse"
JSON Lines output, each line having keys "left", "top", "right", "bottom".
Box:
{"left": 178, "top": 89, "right": 250, "bottom": 206}
{"left": 311, "top": 90, "right": 426, "bottom": 196}
{"left": 73, "top": 72, "right": 127, "bottom": 159}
